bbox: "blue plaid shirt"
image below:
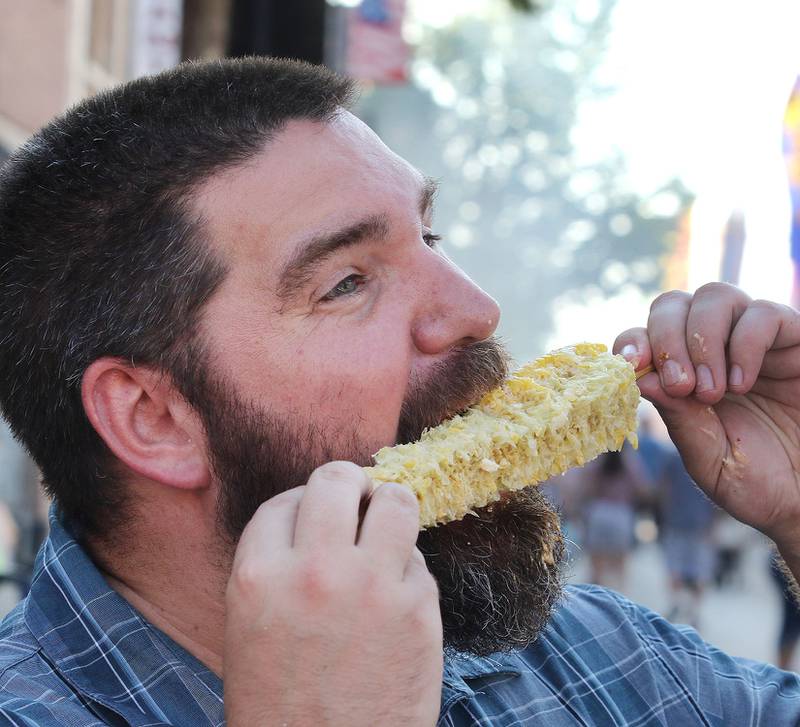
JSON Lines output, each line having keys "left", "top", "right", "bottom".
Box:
{"left": 0, "top": 512, "right": 798, "bottom": 726}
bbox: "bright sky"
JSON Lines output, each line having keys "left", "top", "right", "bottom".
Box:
{"left": 344, "top": 0, "right": 800, "bottom": 348}
{"left": 557, "top": 0, "right": 800, "bottom": 347}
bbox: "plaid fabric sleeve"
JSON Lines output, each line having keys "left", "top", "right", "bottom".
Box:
{"left": 441, "top": 584, "right": 800, "bottom": 726}
{"left": 617, "top": 588, "right": 800, "bottom": 725}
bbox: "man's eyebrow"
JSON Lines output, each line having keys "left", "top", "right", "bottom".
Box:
{"left": 276, "top": 214, "right": 390, "bottom": 301}
{"left": 420, "top": 176, "right": 439, "bottom": 217}
{"left": 276, "top": 177, "right": 438, "bottom": 303}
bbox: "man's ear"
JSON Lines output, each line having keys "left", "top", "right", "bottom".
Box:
{"left": 81, "top": 358, "right": 210, "bottom": 490}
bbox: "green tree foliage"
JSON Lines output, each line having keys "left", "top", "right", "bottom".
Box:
{"left": 507, "top": 0, "right": 542, "bottom": 12}
{"left": 357, "top": 0, "right": 690, "bottom": 359}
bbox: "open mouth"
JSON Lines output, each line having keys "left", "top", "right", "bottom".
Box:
{"left": 396, "top": 338, "right": 510, "bottom": 446}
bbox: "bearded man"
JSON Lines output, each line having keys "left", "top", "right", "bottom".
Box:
{"left": 0, "top": 58, "right": 799, "bottom": 725}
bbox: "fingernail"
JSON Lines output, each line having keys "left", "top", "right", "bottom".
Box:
{"left": 695, "top": 363, "right": 714, "bottom": 392}
{"left": 621, "top": 344, "right": 638, "bottom": 360}
{"left": 661, "top": 359, "right": 686, "bottom": 387}
{"left": 729, "top": 364, "right": 743, "bottom": 387}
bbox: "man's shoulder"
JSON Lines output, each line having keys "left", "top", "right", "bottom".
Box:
{"left": 0, "top": 601, "right": 41, "bottom": 675}
{"left": 553, "top": 582, "right": 648, "bottom": 630}
{"left": 548, "top": 582, "right": 720, "bottom": 660}
{"left": 523, "top": 583, "right": 800, "bottom": 722}
{"left": 0, "top": 601, "right": 108, "bottom": 726}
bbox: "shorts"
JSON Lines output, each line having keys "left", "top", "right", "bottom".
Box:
{"left": 584, "top": 501, "right": 635, "bottom": 555}
{"left": 662, "top": 530, "right": 715, "bottom": 585}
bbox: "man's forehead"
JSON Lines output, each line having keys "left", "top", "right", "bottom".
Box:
{"left": 197, "top": 112, "right": 418, "bottom": 198}
{"left": 192, "top": 113, "right": 428, "bottom": 262}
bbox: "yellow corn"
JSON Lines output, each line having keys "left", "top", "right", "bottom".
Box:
{"left": 364, "top": 343, "right": 640, "bottom": 529}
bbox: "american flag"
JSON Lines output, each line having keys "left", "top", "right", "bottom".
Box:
{"left": 346, "top": 0, "right": 410, "bottom": 84}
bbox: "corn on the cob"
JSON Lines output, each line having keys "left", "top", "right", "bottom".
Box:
{"left": 364, "top": 343, "right": 640, "bottom": 529}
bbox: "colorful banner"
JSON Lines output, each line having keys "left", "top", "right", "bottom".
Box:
{"left": 784, "top": 75, "right": 800, "bottom": 308}
{"left": 346, "top": 0, "right": 409, "bottom": 84}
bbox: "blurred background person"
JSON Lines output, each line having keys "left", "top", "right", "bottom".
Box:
{"left": 636, "top": 405, "right": 671, "bottom": 484}
{"left": 0, "top": 500, "right": 20, "bottom": 615}
{"left": 540, "top": 467, "right": 586, "bottom": 560}
{"left": 580, "top": 446, "right": 653, "bottom": 590}
{"left": 658, "top": 447, "right": 718, "bottom": 628}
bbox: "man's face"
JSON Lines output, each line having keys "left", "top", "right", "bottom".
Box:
{"left": 191, "top": 111, "right": 564, "bottom": 655}
{"left": 195, "top": 111, "right": 501, "bottom": 458}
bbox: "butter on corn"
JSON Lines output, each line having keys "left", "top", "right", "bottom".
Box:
{"left": 364, "top": 343, "right": 640, "bottom": 529}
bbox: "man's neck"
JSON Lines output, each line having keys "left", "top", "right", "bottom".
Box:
{"left": 89, "top": 495, "right": 230, "bottom": 677}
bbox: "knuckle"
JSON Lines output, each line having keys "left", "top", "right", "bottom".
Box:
{"left": 407, "top": 592, "right": 441, "bottom": 634}
{"left": 360, "top": 572, "right": 391, "bottom": 610}
{"left": 377, "top": 483, "right": 419, "bottom": 513}
{"left": 239, "top": 490, "right": 301, "bottom": 539}
{"left": 228, "top": 559, "right": 269, "bottom": 600}
{"left": 650, "top": 289, "right": 690, "bottom": 312}
{"left": 694, "top": 281, "right": 737, "bottom": 298}
{"left": 292, "top": 559, "right": 338, "bottom": 603}
{"left": 311, "top": 460, "right": 366, "bottom": 486}
{"left": 262, "top": 487, "right": 304, "bottom": 511}
{"left": 687, "top": 331, "right": 709, "bottom": 357}
{"left": 750, "top": 298, "right": 782, "bottom": 316}
{"left": 417, "top": 571, "right": 440, "bottom": 600}
{"left": 613, "top": 327, "right": 645, "bottom": 349}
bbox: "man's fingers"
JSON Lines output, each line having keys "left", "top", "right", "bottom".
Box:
{"left": 292, "top": 461, "right": 373, "bottom": 552}
{"left": 358, "top": 482, "right": 420, "bottom": 579}
{"left": 645, "top": 290, "right": 695, "bottom": 395}
{"left": 684, "top": 283, "right": 749, "bottom": 402}
{"left": 235, "top": 487, "right": 305, "bottom": 565}
{"left": 727, "top": 301, "right": 800, "bottom": 393}
{"left": 613, "top": 327, "right": 652, "bottom": 372}
{"left": 404, "top": 547, "right": 437, "bottom": 589}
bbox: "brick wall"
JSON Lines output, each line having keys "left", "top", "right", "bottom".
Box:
{"left": 0, "top": 0, "right": 70, "bottom": 145}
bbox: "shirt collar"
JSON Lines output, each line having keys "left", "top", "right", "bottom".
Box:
{"left": 440, "top": 649, "right": 522, "bottom": 718}
{"left": 25, "top": 511, "right": 521, "bottom": 725}
{"left": 23, "top": 509, "right": 223, "bottom": 725}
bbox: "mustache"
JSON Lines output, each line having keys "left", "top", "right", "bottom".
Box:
{"left": 396, "top": 336, "right": 510, "bottom": 446}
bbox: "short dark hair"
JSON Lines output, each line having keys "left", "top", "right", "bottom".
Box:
{"left": 0, "top": 57, "right": 356, "bottom": 538}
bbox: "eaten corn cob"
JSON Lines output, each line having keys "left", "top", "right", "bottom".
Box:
{"left": 364, "top": 343, "right": 640, "bottom": 529}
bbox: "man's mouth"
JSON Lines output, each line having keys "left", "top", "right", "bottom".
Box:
{"left": 394, "top": 337, "right": 511, "bottom": 446}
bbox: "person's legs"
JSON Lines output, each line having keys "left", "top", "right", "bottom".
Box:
{"left": 682, "top": 578, "right": 704, "bottom": 629}
{"left": 663, "top": 533, "right": 714, "bottom": 627}
{"left": 778, "top": 595, "right": 800, "bottom": 669}
{"left": 585, "top": 501, "right": 634, "bottom": 590}
{"left": 778, "top": 638, "right": 799, "bottom": 671}
{"left": 606, "top": 553, "right": 628, "bottom": 592}
{"left": 587, "top": 552, "right": 628, "bottom": 590}
{"left": 589, "top": 553, "right": 606, "bottom": 586}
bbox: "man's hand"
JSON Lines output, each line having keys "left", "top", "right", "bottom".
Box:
{"left": 614, "top": 283, "right": 800, "bottom": 556}
{"left": 223, "top": 461, "right": 443, "bottom": 727}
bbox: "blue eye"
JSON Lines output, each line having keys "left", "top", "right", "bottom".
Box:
{"left": 323, "top": 274, "right": 365, "bottom": 301}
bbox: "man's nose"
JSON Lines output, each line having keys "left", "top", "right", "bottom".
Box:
{"left": 411, "top": 254, "right": 501, "bottom": 355}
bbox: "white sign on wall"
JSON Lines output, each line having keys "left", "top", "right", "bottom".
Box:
{"left": 129, "top": 0, "right": 183, "bottom": 79}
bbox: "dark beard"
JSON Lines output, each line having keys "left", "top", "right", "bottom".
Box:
{"left": 417, "top": 490, "right": 565, "bottom": 656}
{"left": 399, "top": 339, "right": 565, "bottom": 655}
{"left": 179, "top": 336, "right": 565, "bottom": 656}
